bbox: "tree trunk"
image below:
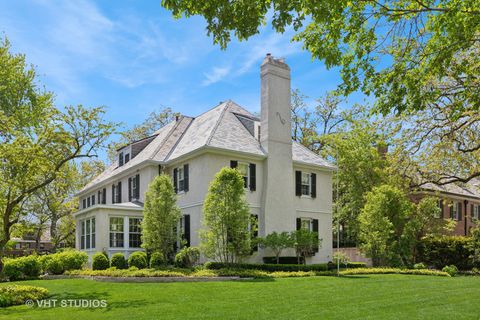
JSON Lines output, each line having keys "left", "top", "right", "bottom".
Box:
{"left": 50, "top": 217, "right": 59, "bottom": 250}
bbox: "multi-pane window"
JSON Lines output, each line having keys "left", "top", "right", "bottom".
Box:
{"left": 301, "top": 172, "right": 311, "bottom": 196}
{"left": 80, "top": 218, "right": 95, "bottom": 250}
{"left": 301, "top": 218, "right": 312, "bottom": 231}
{"left": 435, "top": 199, "right": 443, "bottom": 218}
{"left": 474, "top": 205, "right": 480, "bottom": 220}
{"left": 452, "top": 202, "right": 461, "bottom": 220}
{"left": 178, "top": 167, "right": 185, "bottom": 192}
{"left": 92, "top": 195, "right": 95, "bottom": 206}
{"left": 110, "top": 217, "right": 124, "bottom": 248}
{"left": 129, "top": 218, "right": 142, "bottom": 248}
{"left": 237, "top": 163, "right": 249, "bottom": 188}
{"left": 125, "top": 153, "right": 130, "bottom": 163}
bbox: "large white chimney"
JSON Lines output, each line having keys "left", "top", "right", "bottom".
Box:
{"left": 260, "top": 54, "right": 295, "bottom": 236}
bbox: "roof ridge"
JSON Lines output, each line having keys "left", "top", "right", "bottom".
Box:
{"left": 205, "top": 101, "right": 230, "bottom": 146}
{"left": 164, "top": 117, "right": 195, "bottom": 161}
{"left": 147, "top": 119, "right": 183, "bottom": 161}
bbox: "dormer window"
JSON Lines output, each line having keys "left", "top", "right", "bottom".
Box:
{"left": 119, "top": 152, "right": 124, "bottom": 167}
{"left": 125, "top": 153, "right": 130, "bottom": 163}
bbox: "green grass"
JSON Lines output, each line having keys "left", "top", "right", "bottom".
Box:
{"left": 1, "top": 275, "right": 480, "bottom": 319}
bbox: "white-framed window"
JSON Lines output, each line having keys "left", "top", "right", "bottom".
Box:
{"left": 435, "top": 199, "right": 443, "bottom": 219}
{"left": 451, "top": 202, "right": 461, "bottom": 220}
{"left": 80, "top": 217, "right": 95, "bottom": 250}
{"left": 237, "top": 162, "right": 250, "bottom": 188}
{"left": 110, "top": 217, "right": 124, "bottom": 248}
{"left": 301, "top": 172, "right": 311, "bottom": 196}
{"left": 301, "top": 218, "right": 313, "bottom": 231}
{"left": 177, "top": 167, "right": 185, "bottom": 192}
{"left": 474, "top": 205, "right": 479, "bottom": 220}
{"left": 129, "top": 218, "right": 142, "bottom": 248}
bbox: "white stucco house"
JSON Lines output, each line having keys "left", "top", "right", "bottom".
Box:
{"left": 75, "top": 55, "right": 335, "bottom": 264}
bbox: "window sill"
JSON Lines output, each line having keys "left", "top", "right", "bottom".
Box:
{"left": 301, "top": 195, "right": 312, "bottom": 199}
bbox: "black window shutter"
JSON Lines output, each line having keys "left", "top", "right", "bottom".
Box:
{"left": 98, "top": 190, "right": 101, "bottom": 204}
{"left": 439, "top": 200, "right": 444, "bottom": 218}
{"left": 458, "top": 203, "right": 462, "bottom": 221}
{"left": 251, "top": 214, "right": 259, "bottom": 252}
{"left": 112, "top": 185, "right": 115, "bottom": 204}
{"left": 87, "top": 197, "right": 90, "bottom": 207}
{"left": 102, "top": 188, "right": 106, "bottom": 204}
{"left": 183, "top": 215, "right": 190, "bottom": 247}
{"left": 135, "top": 174, "right": 140, "bottom": 199}
{"left": 92, "top": 195, "right": 95, "bottom": 205}
{"left": 471, "top": 204, "right": 474, "bottom": 219}
{"left": 312, "top": 219, "right": 319, "bottom": 253}
{"left": 249, "top": 163, "right": 256, "bottom": 191}
{"left": 173, "top": 168, "right": 178, "bottom": 193}
{"left": 82, "top": 199, "right": 86, "bottom": 209}
{"left": 296, "top": 218, "right": 301, "bottom": 230}
{"left": 119, "top": 152, "right": 124, "bottom": 166}
{"left": 184, "top": 164, "right": 189, "bottom": 192}
{"left": 311, "top": 173, "right": 317, "bottom": 198}
{"left": 230, "top": 160, "right": 238, "bottom": 168}
{"left": 128, "top": 177, "right": 132, "bottom": 201}
{"left": 295, "top": 171, "right": 302, "bottom": 196}
{"left": 118, "top": 182, "right": 122, "bottom": 203}
{"left": 450, "top": 204, "right": 453, "bottom": 219}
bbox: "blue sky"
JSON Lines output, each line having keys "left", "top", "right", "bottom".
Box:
{"left": 1, "top": 0, "right": 367, "bottom": 160}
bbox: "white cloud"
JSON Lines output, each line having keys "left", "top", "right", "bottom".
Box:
{"left": 202, "top": 66, "right": 231, "bottom": 86}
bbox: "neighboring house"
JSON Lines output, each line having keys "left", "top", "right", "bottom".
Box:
{"left": 75, "top": 55, "right": 335, "bottom": 263}
{"left": 412, "top": 179, "right": 480, "bottom": 236}
{"left": 7, "top": 232, "right": 54, "bottom": 257}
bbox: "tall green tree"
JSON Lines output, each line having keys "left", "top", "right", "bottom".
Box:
{"left": 0, "top": 38, "right": 115, "bottom": 270}
{"left": 142, "top": 175, "right": 182, "bottom": 260}
{"left": 201, "top": 167, "right": 251, "bottom": 263}
{"left": 359, "top": 184, "right": 413, "bottom": 267}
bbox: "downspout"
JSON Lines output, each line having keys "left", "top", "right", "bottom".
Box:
{"left": 464, "top": 200, "right": 469, "bottom": 236}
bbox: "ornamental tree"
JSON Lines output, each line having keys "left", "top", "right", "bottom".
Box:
{"left": 201, "top": 167, "right": 251, "bottom": 263}
{"left": 258, "top": 231, "right": 294, "bottom": 264}
{"left": 142, "top": 174, "right": 181, "bottom": 260}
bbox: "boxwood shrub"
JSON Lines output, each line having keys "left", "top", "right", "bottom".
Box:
{"left": 111, "top": 253, "right": 128, "bottom": 269}
{"left": 128, "top": 251, "right": 147, "bottom": 269}
{"left": 174, "top": 247, "right": 200, "bottom": 268}
{"left": 45, "top": 257, "right": 65, "bottom": 275}
{"left": 150, "top": 252, "right": 166, "bottom": 269}
{"left": 92, "top": 252, "right": 110, "bottom": 270}
{"left": 3, "top": 255, "right": 42, "bottom": 281}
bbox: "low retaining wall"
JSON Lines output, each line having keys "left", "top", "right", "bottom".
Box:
{"left": 333, "top": 247, "right": 372, "bottom": 267}
{"left": 41, "top": 274, "right": 245, "bottom": 283}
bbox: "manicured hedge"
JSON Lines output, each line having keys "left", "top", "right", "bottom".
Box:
{"left": 0, "top": 285, "right": 49, "bottom": 307}
{"left": 150, "top": 252, "right": 167, "bottom": 269}
{"left": 263, "top": 256, "right": 304, "bottom": 264}
{"left": 205, "top": 262, "right": 366, "bottom": 272}
{"left": 416, "top": 236, "right": 474, "bottom": 270}
{"left": 339, "top": 267, "right": 450, "bottom": 277}
{"left": 3, "top": 255, "right": 42, "bottom": 281}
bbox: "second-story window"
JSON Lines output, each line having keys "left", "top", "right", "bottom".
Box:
{"left": 295, "top": 171, "right": 317, "bottom": 198}
{"left": 112, "top": 182, "right": 122, "bottom": 204}
{"left": 173, "top": 164, "right": 189, "bottom": 193}
{"left": 128, "top": 174, "right": 140, "bottom": 201}
{"left": 230, "top": 161, "right": 256, "bottom": 191}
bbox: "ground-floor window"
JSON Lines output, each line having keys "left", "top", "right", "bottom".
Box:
{"left": 129, "top": 217, "right": 142, "bottom": 248}
{"left": 80, "top": 217, "right": 95, "bottom": 250}
{"left": 110, "top": 217, "right": 124, "bottom": 248}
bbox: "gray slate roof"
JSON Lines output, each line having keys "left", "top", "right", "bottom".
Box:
{"left": 80, "top": 100, "right": 335, "bottom": 194}
{"left": 420, "top": 179, "right": 480, "bottom": 200}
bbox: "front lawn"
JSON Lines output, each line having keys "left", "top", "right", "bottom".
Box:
{"left": 1, "top": 275, "right": 480, "bottom": 319}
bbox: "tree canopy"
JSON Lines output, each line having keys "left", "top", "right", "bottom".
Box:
{"left": 162, "top": 0, "right": 480, "bottom": 116}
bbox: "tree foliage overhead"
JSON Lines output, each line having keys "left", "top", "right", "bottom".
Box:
{"left": 0, "top": 38, "right": 115, "bottom": 266}
{"left": 162, "top": 0, "right": 480, "bottom": 116}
